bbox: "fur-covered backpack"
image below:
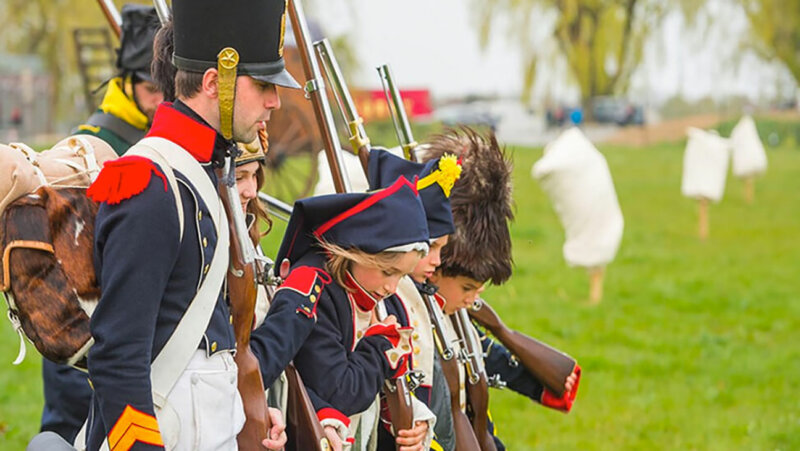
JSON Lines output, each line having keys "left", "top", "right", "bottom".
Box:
{"left": 0, "top": 136, "right": 116, "bottom": 368}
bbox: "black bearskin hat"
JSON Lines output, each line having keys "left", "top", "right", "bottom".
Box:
{"left": 420, "top": 127, "right": 514, "bottom": 285}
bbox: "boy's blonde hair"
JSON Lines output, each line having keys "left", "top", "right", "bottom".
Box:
{"left": 318, "top": 240, "right": 425, "bottom": 291}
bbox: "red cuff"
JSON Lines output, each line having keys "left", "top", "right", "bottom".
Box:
{"left": 540, "top": 365, "right": 581, "bottom": 413}
{"left": 364, "top": 323, "right": 404, "bottom": 347}
{"left": 317, "top": 407, "right": 350, "bottom": 428}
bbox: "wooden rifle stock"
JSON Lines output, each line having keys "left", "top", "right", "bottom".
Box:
{"left": 382, "top": 377, "right": 415, "bottom": 437}
{"left": 285, "top": 363, "right": 331, "bottom": 451}
{"left": 219, "top": 160, "right": 271, "bottom": 450}
{"left": 469, "top": 298, "right": 576, "bottom": 398}
{"left": 288, "top": 0, "right": 351, "bottom": 194}
{"left": 451, "top": 309, "right": 497, "bottom": 451}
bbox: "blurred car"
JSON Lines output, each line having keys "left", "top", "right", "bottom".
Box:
{"left": 546, "top": 105, "right": 583, "bottom": 128}
{"left": 591, "top": 96, "right": 645, "bottom": 126}
{"left": 434, "top": 103, "right": 500, "bottom": 129}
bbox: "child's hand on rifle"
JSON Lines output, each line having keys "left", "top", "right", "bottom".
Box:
{"left": 370, "top": 310, "right": 398, "bottom": 327}
{"left": 323, "top": 425, "right": 344, "bottom": 451}
{"left": 261, "top": 407, "right": 287, "bottom": 450}
{"left": 566, "top": 369, "right": 579, "bottom": 392}
{"left": 395, "top": 420, "right": 429, "bottom": 451}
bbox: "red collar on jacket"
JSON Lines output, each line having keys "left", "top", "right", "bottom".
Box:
{"left": 344, "top": 271, "right": 381, "bottom": 311}
{"left": 145, "top": 102, "right": 216, "bottom": 162}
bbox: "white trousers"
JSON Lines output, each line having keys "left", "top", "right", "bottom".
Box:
{"left": 162, "top": 349, "right": 246, "bottom": 450}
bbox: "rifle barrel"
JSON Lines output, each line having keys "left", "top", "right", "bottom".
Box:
{"left": 314, "top": 38, "right": 371, "bottom": 171}
{"left": 97, "top": 0, "right": 122, "bottom": 37}
{"left": 257, "top": 192, "right": 293, "bottom": 222}
{"left": 377, "top": 64, "right": 417, "bottom": 161}
{"left": 153, "top": 0, "right": 171, "bottom": 25}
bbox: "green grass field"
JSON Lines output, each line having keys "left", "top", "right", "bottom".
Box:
{"left": 2, "top": 127, "right": 799, "bottom": 449}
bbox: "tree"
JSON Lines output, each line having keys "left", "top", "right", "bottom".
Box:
{"left": 0, "top": 0, "right": 143, "bottom": 123}
{"left": 474, "top": 0, "right": 690, "bottom": 114}
{"left": 742, "top": 0, "right": 800, "bottom": 83}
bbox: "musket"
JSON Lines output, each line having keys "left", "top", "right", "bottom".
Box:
{"left": 258, "top": 192, "right": 292, "bottom": 223}
{"left": 220, "top": 156, "right": 273, "bottom": 451}
{"left": 469, "top": 298, "right": 577, "bottom": 398}
{"left": 314, "top": 39, "right": 370, "bottom": 173}
{"left": 314, "top": 39, "right": 416, "bottom": 445}
{"left": 96, "top": 0, "right": 122, "bottom": 38}
{"left": 377, "top": 65, "right": 484, "bottom": 449}
{"left": 451, "top": 309, "right": 497, "bottom": 451}
{"left": 418, "top": 284, "right": 481, "bottom": 451}
{"left": 254, "top": 206, "right": 331, "bottom": 451}
{"left": 284, "top": 364, "right": 330, "bottom": 451}
{"left": 288, "top": 0, "right": 351, "bottom": 194}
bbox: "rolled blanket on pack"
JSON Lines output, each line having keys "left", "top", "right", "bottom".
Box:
{"left": 0, "top": 144, "right": 41, "bottom": 217}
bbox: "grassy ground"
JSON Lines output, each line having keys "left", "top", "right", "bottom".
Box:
{"left": 2, "top": 131, "right": 799, "bottom": 449}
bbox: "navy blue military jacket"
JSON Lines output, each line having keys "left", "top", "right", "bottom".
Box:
{"left": 290, "top": 252, "right": 405, "bottom": 420}
{"left": 85, "top": 102, "right": 236, "bottom": 451}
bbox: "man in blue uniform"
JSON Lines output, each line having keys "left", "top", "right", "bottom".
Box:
{"left": 73, "top": 4, "right": 164, "bottom": 155}
{"left": 83, "top": 0, "right": 300, "bottom": 449}
{"left": 38, "top": 5, "right": 163, "bottom": 445}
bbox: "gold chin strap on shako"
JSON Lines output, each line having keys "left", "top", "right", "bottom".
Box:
{"left": 217, "top": 47, "right": 240, "bottom": 140}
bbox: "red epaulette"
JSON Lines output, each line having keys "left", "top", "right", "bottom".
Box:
{"left": 87, "top": 156, "right": 168, "bottom": 205}
{"left": 277, "top": 266, "right": 332, "bottom": 319}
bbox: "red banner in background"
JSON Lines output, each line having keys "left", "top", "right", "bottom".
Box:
{"left": 352, "top": 89, "right": 432, "bottom": 122}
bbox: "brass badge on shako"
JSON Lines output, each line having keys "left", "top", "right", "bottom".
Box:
{"left": 278, "top": 0, "right": 288, "bottom": 57}
{"left": 217, "top": 47, "right": 240, "bottom": 140}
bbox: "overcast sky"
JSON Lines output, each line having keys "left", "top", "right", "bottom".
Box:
{"left": 310, "top": 0, "right": 797, "bottom": 106}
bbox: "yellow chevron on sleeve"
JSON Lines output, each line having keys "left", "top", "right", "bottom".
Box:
{"left": 430, "top": 438, "right": 445, "bottom": 451}
{"left": 108, "top": 405, "right": 164, "bottom": 451}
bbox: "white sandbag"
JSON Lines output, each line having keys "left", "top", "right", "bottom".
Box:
{"left": 313, "top": 146, "right": 405, "bottom": 195}
{"left": 730, "top": 115, "right": 767, "bottom": 178}
{"left": 532, "top": 127, "right": 624, "bottom": 268}
{"left": 681, "top": 127, "right": 730, "bottom": 202}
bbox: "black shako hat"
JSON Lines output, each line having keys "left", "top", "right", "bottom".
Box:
{"left": 367, "top": 148, "right": 461, "bottom": 241}
{"left": 117, "top": 4, "right": 160, "bottom": 81}
{"left": 171, "top": 0, "right": 301, "bottom": 89}
{"left": 274, "top": 176, "right": 430, "bottom": 275}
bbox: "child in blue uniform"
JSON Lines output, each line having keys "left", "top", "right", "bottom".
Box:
{"left": 366, "top": 147, "right": 463, "bottom": 451}
{"left": 252, "top": 175, "right": 434, "bottom": 450}
{"left": 423, "top": 128, "right": 581, "bottom": 450}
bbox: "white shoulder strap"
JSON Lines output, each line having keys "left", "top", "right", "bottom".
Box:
{"left": 131, "top": 137, "right": 229, "bottom": 407}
